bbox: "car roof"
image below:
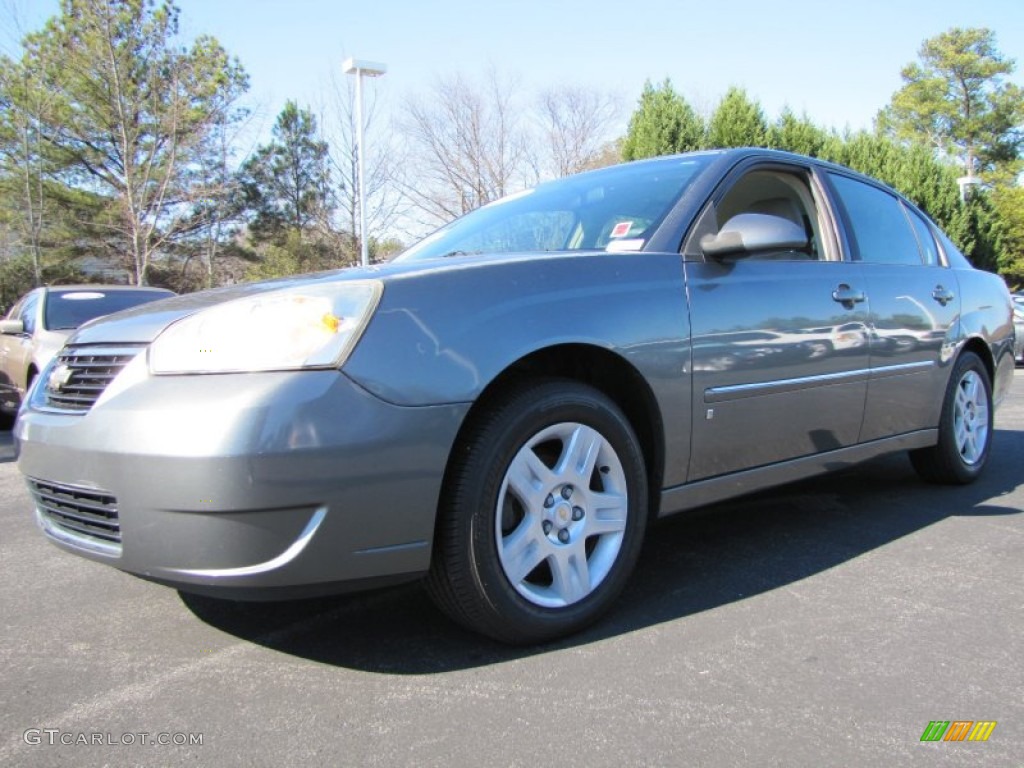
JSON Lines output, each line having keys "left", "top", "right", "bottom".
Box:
{"left": 627, "top": 147, "right": 904, "bottom": 195}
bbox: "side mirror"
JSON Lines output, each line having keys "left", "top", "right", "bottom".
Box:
{"left": 0, "top": 319, "right": 25, "bottom": 335}
{"left": 700, "top": 213, "right": 809, "bottom": 259}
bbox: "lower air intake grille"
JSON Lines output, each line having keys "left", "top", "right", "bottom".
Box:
{"left": 29, "top": 478, "right": 120, "bottom": 548}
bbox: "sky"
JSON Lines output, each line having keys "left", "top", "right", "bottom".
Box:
{"left": 3, "top": 0, "right": 1023, "bottom": 151}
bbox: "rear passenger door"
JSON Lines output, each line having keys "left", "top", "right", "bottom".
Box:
{"left": 683, "top": 163, "right": 871, "bottom": 481}
{"left": 825, "top": 173, "right": 959, "bottom": 440}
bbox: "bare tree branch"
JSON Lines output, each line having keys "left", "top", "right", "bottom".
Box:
{"left": 398, "top": 69, "right": 528, "bottom": 229}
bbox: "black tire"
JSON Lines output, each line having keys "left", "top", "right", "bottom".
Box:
{"left": 426, "top": 379, "right": 648, "bottom": 644}
{"left": 910, "top": 351, "right": 993, "bottom": 485}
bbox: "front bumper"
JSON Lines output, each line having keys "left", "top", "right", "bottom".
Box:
{"left": 17, "top": 364, "right": 468, "bottom": 597}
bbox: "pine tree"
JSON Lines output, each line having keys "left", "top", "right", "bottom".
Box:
{"left": 242, "top": 101, "right": 333, "bottom": 242}
{"left": 878, "top": 27, "right": 1024, "bottom": 175}
{"left": 706, "top": 87, "right": 767, "bottom": 148}
{"left": 767, "top": 109, "right": 832, "bottom": 156}
{"left": 621, "top": 79, "right": 704, "bottom": 160}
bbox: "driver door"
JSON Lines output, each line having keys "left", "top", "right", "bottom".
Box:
{"left": 683, "top": 165, "right": 870, "bottom": 481}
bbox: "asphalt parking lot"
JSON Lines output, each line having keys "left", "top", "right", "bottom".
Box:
{"left": 1, "top": 375, "right": 1021, "bottom": 767}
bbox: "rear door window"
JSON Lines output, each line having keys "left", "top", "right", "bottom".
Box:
{"left": 828, "top": 174, "right": 924, "bottom": 265}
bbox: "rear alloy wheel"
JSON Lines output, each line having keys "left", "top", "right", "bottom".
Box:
{"left": 427, "top": 380, "right": 647, "bottom": 644}
{"left": 910, "top": 351, "right": 993, "bottom": 484}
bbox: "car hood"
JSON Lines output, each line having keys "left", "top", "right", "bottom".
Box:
{"left": 68, "top": 252, "right": 606, "bottom": 345}
{"left": 36, "top": 328, "right": 73, "bottom": 355}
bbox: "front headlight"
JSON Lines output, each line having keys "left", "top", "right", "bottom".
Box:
{"left": 149, "top": 281, "right": 382, "bottom": 374}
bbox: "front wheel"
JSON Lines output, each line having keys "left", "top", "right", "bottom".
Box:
{"left": 427, "top": 380, "right": 648, "bottom": 644}
{"left": 910, "top": 351, "right": 993, "bottom": 485}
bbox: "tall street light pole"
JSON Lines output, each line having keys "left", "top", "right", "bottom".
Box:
{"left": 342, "top": 57, "right": 387, "bottom": 267}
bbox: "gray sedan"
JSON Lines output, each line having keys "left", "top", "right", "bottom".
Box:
{"left": 16, "top": 149, "right": 1015, "bottom": 644}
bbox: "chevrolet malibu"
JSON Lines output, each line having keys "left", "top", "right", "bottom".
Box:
{"left": 17, "top": 149, "right": 1014, "bottom": 644}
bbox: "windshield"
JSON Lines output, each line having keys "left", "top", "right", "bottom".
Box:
{"left": 398, "top": 156, "right": 712, "bottom": 262}
{"left": 45, "top": 289, "right": 173, "bottom": 330}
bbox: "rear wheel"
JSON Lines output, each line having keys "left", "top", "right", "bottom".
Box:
{"left": 427, "top": 379, "right": 648, "bottom": 644}
{"left": 910, "top": 351, "right": 992, "bottom": 484}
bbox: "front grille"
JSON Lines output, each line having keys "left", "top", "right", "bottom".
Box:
{"left": 44, "top": 344, "right": 145, "bottom": 412}
{"left": 29, "top": 478, "right": 120, "bottom": 547}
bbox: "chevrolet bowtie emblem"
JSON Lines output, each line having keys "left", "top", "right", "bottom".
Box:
{"left": 48, "top": 363, "right": 74, "bottom": 392}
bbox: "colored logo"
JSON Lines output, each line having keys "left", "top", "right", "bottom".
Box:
{"left": 920, "top": 721, "right": 996, "bottom": 742}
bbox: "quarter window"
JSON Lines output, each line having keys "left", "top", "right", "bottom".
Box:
{"left": 904, "top": 205, "right": 941, "bottom": 266}
{"left": 829, "top": 174, "right": 923, "bottom": 265}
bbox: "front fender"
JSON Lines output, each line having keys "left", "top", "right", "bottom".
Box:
{"left": 343, "top": 252, "right": 695, "bottom": 487}
{"left": 344, "top": 252, "right": 692, "bottom": 407}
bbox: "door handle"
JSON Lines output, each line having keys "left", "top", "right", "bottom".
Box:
{"left": 832, "top": 284, "right": 865, "bottom": 309}
{"left": 932, "top": 285, "right": 955, "bottom": 306}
